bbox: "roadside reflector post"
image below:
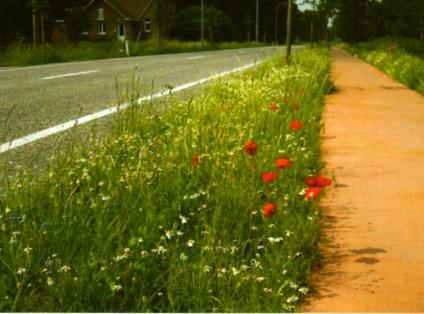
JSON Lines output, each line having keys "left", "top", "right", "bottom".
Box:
{"left": 125, "top": 40, "right": 130, "bottom": 56}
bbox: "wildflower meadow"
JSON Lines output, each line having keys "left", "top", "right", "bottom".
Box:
{"left": 0, "top": 49, "right": 332, "bottom": 312}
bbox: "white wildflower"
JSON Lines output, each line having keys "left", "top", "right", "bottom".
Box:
{"left": 268, "top": 237, "right": 284, "bottom": 243}
{"left": 58, "top": 265, "right": 71, "bottom": 273}
{"left": 231, "top": 267, "right": 240, "bottom": 276}
{"left": 240, "top": 264, "right": 249, "bottom": 271}
{"left": 179, "top": 215, "right": 188, "bottom": 224}
{"left": 187, "top": 239, "right": 195, "bottom": 247}
{"left": 287, "top": 295, "right": 299, "bottom": 303}
{"left": 111, "top": 284, "right": 122, "bottom": 292}
{"left": 289, "top": 282, "right": 299, "bottom": 289}
{"left": 47, "top": 277, "right": 54, "bottom": 286}
{"left": 165, "top": 230, "right": 173, "bottom": 240}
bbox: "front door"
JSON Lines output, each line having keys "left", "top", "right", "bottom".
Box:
{"left": 117, "top": 23, "right": 125, "bottom": 41}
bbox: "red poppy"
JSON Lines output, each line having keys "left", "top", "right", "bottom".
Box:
{"left": 244, "top": 140, "right": 258, "bottom": 157}
{"left": 191, "top": 155, "right": 200, "bottom": 167}
{"left": 262, "top": 172, "right": 279, "bottom": 183}
{"left": 305, "top": 176, "right": 332, "bottom": 187}
{"left": 263, "top": 203, "right": 277, "bottom": 217}
{"left": 275, "top": 157, "right": 292, "bottom": 169}
{"left": 298, "top": 88, "right": 305, "bottom": 95}
{"left": 305, "top": 187, "right": 323, "bottom": 200}
{"left": 292, "top": 103, "right": 300, "bottom": 110}
{"left": 283, "top": 97, "right": 290, "bottom": 103}
{"left": 269, "top": 103, "right": 279, "bottom": 111}
{"left": 289, "top": 120, "right": 303, "bottom": 131}
{"left": 304, "top": 176, "right": 317, "bottom": 186}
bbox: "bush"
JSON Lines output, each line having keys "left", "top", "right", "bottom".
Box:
{"left": 0, "top": 40, "right": 262, "bottom": 67}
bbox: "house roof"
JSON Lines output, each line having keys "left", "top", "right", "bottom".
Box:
{"left": 83, "top": 0, "right": 154, "bottom": 21}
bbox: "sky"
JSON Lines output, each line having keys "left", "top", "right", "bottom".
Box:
{"left": 296, "top": 1, "right": 314, "bottom": 12}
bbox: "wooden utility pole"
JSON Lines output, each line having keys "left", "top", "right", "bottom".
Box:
{"left": 40, "top": 11, "right": 45, "bottom": 44}
{"left": 255, "top": 0, "right": 259, "bottom": 43}
{"left": 32, "top": 4, "right": 38, "bottom": 47}
{"left": 285, "top": 0, "right": 292, "bottom": 64}
{"left": 310, "top": 19, "right": 314, "bottom": 49}
{"left": 201, "top": 0, "right": 204, "bottom": 43}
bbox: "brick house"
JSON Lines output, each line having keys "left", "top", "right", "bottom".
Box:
{"left": 82, "top": 0, "right": 156, "bottom": 41}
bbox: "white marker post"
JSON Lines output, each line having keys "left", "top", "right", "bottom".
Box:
{"left": 125, "top": 40, "right": 130, "bottom": 56}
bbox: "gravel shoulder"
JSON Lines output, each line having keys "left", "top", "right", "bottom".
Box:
{"left": 303, "top": 48, "right": 424, "bottom": 312}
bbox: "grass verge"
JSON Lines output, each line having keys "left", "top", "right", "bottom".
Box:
{"left": 0, "top": 40, "right": 263, "bottom": 67}
{"left": 0, "top": 48, "right": 331, "bottom": 312}
{"left": 339, "top": 38, "right": 424, "bottom": 95}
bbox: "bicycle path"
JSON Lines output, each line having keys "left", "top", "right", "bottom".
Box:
{"left": 303, "top": 48, "right": 424, "bottom": 312}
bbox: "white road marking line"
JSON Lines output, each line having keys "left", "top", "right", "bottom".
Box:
{"left": 187, "top": 56, "right": 205, "bottom": 60}
{"left": 40, "top": 70, "right": 98, "bottom": 80}
{"left": 0, "top": 61, "right": 263, "bottom": 154}
{"left": 0, "top": 67, "right": 17, "bottom": 72}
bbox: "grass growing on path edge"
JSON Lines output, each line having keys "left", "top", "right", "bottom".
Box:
{"left": 339, "top": 38, "right": 424, "bottom": 95}
{"left": 0, "top": 48, "right": 332, "bottom": 312}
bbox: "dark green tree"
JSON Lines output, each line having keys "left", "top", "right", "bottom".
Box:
{"left": 171, "top": 5, "right": 235, "bottom": 42}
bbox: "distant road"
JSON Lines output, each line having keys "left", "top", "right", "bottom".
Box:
{"left": 0, "top": 46, "right": 299, "bottom": 147}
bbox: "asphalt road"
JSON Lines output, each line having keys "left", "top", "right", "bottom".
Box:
{"left": 0, "top": 46, "right": 293, "bottom": 145}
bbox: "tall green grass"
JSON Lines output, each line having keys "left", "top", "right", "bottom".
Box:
{"left": 341, "top": 38, "right": 424, "bottom": 95}
{"left": 0, "top": 40, "right": 263, "bottom": 67}
{"left": 0, "top": 49, "right": 331, "bottom": 311}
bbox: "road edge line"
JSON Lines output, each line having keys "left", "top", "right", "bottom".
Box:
{"left": 0, "top": 61, "right": 263, "bottom": 154}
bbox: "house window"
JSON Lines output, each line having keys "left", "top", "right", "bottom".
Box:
{"left": 144, "top": 18, "right": 151, "bottom": 33}
{"left": 98, "top": 22, "right": 106, "bottom": 34}
{"left": 97, "top": 8, "right": 104, "bottom": 21}
{"left": 118, "top": 24, "right": 125, "bottom": 37}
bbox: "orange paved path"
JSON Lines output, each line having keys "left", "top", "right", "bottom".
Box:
{"left": 303, "top": 49, "right": 424, "bottom": 312}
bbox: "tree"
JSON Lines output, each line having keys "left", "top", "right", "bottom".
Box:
{"left": 171, "top": 5, "right": 234, "bottom": 42}
{"left": 0, "top": 0, "right": 32, "bottom": 47}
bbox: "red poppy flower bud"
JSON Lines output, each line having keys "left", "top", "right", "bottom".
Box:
{"left": 316, "top": 176, "right": 332, "bottom": 187}
{"left": 290, "top": 120, "right": 303, "bottom": 131}
{"left": 191, "top": 155, "right": 200, "bottom": 167}
{"left": 304, "top": 176, "right": 318, "bottom": 186}
{"left": 292, "top": 103, "right": 300, "bottom": 110}
{"left": 263, "top": 203, "right": 277, "bottom": 217}
{"left": 244, "top": 140, "right": 258, "bottom": 157}
{"left": 262, "top": 172, "right": 279, "bottom": 184}
{"left": 305, "top": 176, "right": 332, "bottom": 187}
{"left": 269, "top": 103, "right": 279, "bottom": 111}
{"left": 275, "top": 157, "right": 292, "bottom": 169}
{"left": 305, "top": 187, "right": 323, "bottom": 200}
